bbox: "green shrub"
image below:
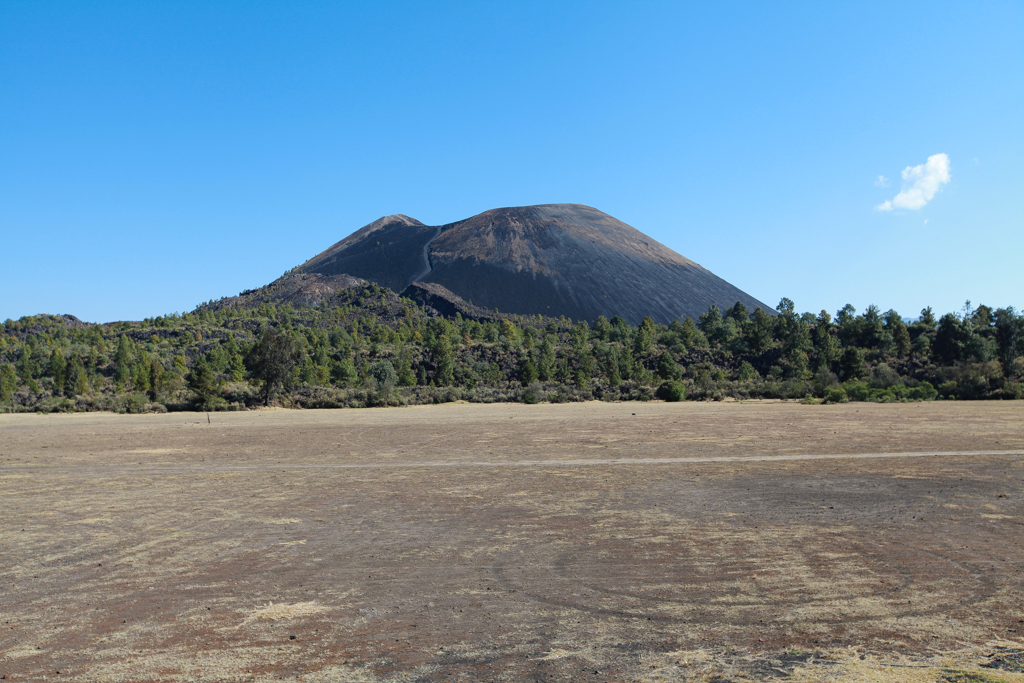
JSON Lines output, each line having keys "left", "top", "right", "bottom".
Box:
{"left": 117, "top": 393, "right": 150, "bottom": 414}
{"left": 824, "top": 387, "right": 848, "bottom": 404}
{"left": 655, "top": 381, "right": 685, "bottom": 402}
{"left": 367, "top": 359, "right": 398, "bottom": 391}
{"left": 737, "top": 361, "right": 758, "bottom": 381}
{"left": 197, "top": 396, "right": 229, "bottom": 411}
{"left": 39, "top": 397, "right": 76, "bottom": 413}
{"left": 905, "top": 381, "right": 938, "bottom": 401}
{"left": 843, "top": 380, "right": 870, "bottom": 402}
{"left": 869, "top": 388, "right": 896, "bottom": 403}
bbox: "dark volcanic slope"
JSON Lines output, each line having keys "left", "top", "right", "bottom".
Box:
{"left": 300, "top": 204, "right": 771, "bottom": 324}
{"left": 299, "top": 214, "right": 436, "bottom": 294}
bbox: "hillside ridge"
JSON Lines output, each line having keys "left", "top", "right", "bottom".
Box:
{"left": 299, "top": 203, "right": 771, "bottom": 324}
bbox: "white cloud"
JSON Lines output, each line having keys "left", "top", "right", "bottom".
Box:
{"left": 874, "top": 175, "right": 890, "bottom": 187}
{"left": 876, "top": 153, "right": 950, "bottom": 211}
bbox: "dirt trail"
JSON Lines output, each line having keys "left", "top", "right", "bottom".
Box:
{"left": 410, "top": 224, "right": 442, "bottom": 283}
{"left": 5, "top": 448, "right": 1023, "bottom": 477}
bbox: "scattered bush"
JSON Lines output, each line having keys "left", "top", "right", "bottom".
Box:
{"left": 824, "top": 387, "right": 848, "bottom": 404}
{"left": 367, "top": 359, "right": 398, "bottom": 392}
{"left": 905, "top": 381, "right": 938, "bottom": 401}
{"left": 195, "top": 396, "right": 229, "bottom": 411}
{"left": 521, "top": 381, "right": 543, "bottom": 404}
{"left": 844, "top": 381, "right": 870, "bottom": 402}
{"left": 655, "top": 380, "right": 686, "bottom": 402}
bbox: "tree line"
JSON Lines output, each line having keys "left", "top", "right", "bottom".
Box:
{"left": 1, "top": 284, "right": 1022, "bottom": 413}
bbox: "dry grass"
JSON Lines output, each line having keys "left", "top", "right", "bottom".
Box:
{"left": 1, "top": 400, "right": 1022, "bottom": 681}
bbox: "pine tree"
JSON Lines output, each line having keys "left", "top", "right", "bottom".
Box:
{"left": 632, "top": 326, "right": 652, "bottom": 357}
{"left": 738, "top": 361, "right": 758, "bottom": 381}
{"left": 618, "top": 345, "right": 635, "bottom": 380}
{"left": 49, "top": 349, "right": 67, "bottom": 396}
{"left": 838, "top": 348, "right": 865, "bottom": 381}
{"left": 114, "top": 335, "right": 133, "bottom": 387}
{"left": 432, "top": 335, "right": 454, "bottom": 386}
{"left": 814, "top": 323, "right": 840, "bottom": 370}
{"left": 640, "top": 316, "right": 658, "bottom": 338}
{"left": 186, "top": 359, "right": 218, "bottom": 403}
{"left": 537, "top": 338, "right": 556, "bottom": 381}
{"left": 0, "top": 364, "right": 16, "bottom": 402}
{"left": 744, "top": 309, "right": 774, "bottom": 352}
{"left": 520, "top": 359, "right": 538, "bottom": 384}
{"left": 500, "top": 319, "right": 520, "bottom": 344}
{"left": 245, "top": 327, "right": 302, "bottom": 405}
{"left": 148, "top": 360, "right": 165, "bottom": 401}
{"left": 575, "top": 352, "right": 596, "bottom": 385}
{"left": 228, "top": 353, "right": 246, "bottom": 382}
{"left": 657, "top": 352, "right": 682, "bottom": 380}
{"left": 132, "top": 360, "right": 151, "bottom": 393}
{"left": 65, "top": 355, "right": 87, "bottom": 396}
{"left": 727, "top": 301, "right": 750, "bottom": 322}
{"left": 395, "top": 347, "right": 416, "bottom": 386}
{"left": 18, "top": 342, "right": 40, "bottom": 381}
{"left": 332, "top": 357, "right": 357, "bottom": 387}
{"left": 570, "top": 321, "right": 589, "bottom": 351}
{"left": 892, "top": 321, "right": 911, "bottom": 357}
{"left": 608, "top": 360, "right": 622, "bottom": 387}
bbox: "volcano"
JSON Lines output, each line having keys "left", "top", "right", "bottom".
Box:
{"left": 298, "top": 203, "right": 771, "bottom": 324}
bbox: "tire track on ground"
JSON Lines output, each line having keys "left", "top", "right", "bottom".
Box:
{"left": 3, "top": 449, "right": 1022, "bottom": 476}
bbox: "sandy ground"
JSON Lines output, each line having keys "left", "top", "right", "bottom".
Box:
{"left": 1, "top": 400, "right": 1023, "bottom": 682}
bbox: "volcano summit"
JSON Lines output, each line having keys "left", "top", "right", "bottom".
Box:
{"left": 299, "top": 204, "right": 771, "bottom": 324}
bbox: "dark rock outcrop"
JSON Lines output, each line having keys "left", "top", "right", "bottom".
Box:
{"left": 197, "top": 272, "right": 366, "bottom": 312}
{"left": 400, "top": 282, "right": 501, "bottom": 322}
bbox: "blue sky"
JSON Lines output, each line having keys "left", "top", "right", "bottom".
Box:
{"left": 2, "top": 1, "right": 1021, "bottom": 323}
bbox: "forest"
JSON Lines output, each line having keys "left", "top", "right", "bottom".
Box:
{"left": 1, "top": 281, "right": 1022, "bottom": 413}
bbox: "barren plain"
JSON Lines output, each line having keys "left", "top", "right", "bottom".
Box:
{"left": 2, "top": 400, "right": 1023, "bottom": 682}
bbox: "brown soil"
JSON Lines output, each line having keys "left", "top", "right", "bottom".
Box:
{"left": 2, "top": 400, "right": 1023, "bottom": 682}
